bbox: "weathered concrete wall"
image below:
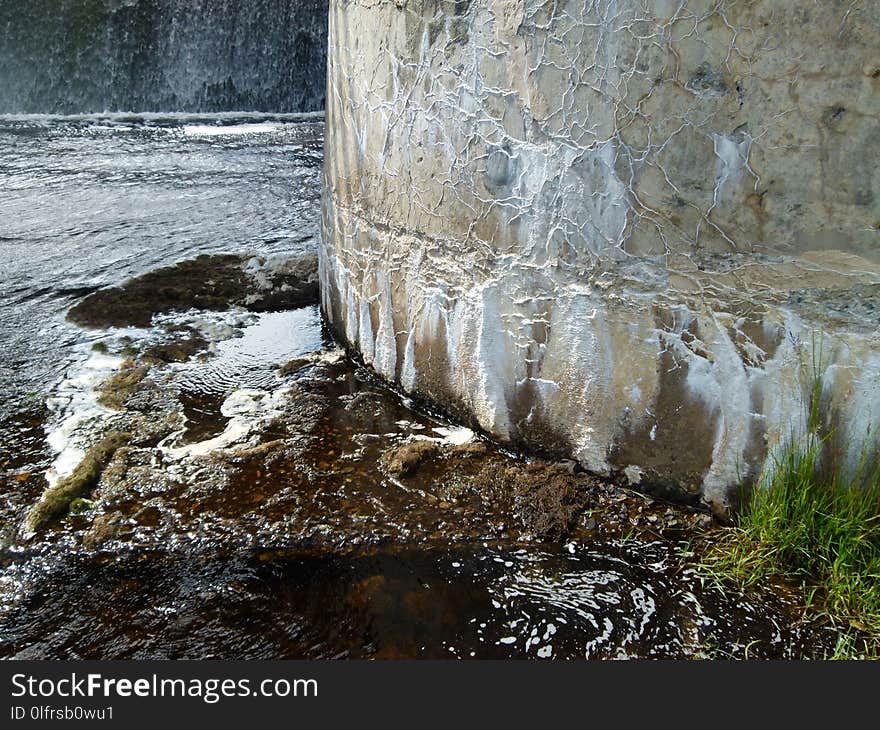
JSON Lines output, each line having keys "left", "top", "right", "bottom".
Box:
{"left": 320, "top": 0, "right": 880, "bottom": 514}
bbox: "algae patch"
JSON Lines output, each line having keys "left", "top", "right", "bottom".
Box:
{"left": 96, "top": 363, "right": 149, "bottom": 410}
{"left": 25, "top": 431, "right": 130, "bottom": 533}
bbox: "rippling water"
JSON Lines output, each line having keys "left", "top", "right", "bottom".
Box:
{"left": 0, "top": 113, "right": 322, "bottom": 441}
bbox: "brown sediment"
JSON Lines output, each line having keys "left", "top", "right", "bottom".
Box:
{"left": 67, "top": 252, "right": 319, "bottom": 329}
{"left": 380, "top": 440, "right": 441, "bottom": 478}
{"left": 25, "top": 431, "right": 130, "bottom": 533}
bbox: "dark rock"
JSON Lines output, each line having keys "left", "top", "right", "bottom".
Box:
{"left": 141, "top": 332, "right": 207, "bottom": 365}
{"left": 82, "top": 511, "right": 132, "bottom": 549}
{"left": 67, "top": 252, "right": 318, "bottom": 329}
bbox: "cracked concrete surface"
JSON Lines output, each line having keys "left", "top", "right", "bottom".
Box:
{"left": 320, "top": 0, "right": 880, "bottom": 514}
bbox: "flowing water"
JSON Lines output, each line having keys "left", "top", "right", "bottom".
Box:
{"left": 0, "top": 114, "right": 322, "bottom": 424}
{"left": 0, "top": 117, "right": 833, "bottom": 660}
{"left": 0, "top": 113, "right": 322, "bottom": 541}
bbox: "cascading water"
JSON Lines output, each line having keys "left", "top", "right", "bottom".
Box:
{"left": 0, "top": 0, "right": 328, "bottom": 113}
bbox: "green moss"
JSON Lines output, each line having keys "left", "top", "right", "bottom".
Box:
{"left": 25, "top": 432, "right": 130, "bottom": 533}
{"left": 69, "top": 498, "right": 97, "bottom": 515}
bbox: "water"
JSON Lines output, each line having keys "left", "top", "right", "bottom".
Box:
{"left": 0, "top": 543, "right": 817, "bottom": 659}
{"left": 0, "top": 346, "right": 826, "bottom": 658}
{"left": 0, "top": 114, "right": 322, "bottom": 422}
{"left": 0, "top": 117, "right": 831, "bottom": 659}
{"left": 0, "top": 0, "right": 328, "bottom": 113}
{"left": 0, "top": 114, "right": 322, "bottom": 534}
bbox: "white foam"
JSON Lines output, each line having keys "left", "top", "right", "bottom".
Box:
{"left": 163, "top": 417, "right": 254, "bottom": 459}
{"left": 0, "top": 111, "right": 324, "bottom": 126}
{"left": 432, "top": 426, "right": 475, "bottom": 446}
{"left": 43, "top": 347, "right": 125, "bottom": 487}
{"left": 162, "top": 386, "right": 292, "bottom": 460}
{"left": 183, "top": 122, "right": 283, "bottom": 137}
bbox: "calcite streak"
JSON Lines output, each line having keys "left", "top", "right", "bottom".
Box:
{"left": 322, "top": 0, "right": 880, "bottom": 513}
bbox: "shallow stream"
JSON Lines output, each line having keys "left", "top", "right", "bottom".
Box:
{"left": 0, "top": 118, "right": 831, "bottom": 659}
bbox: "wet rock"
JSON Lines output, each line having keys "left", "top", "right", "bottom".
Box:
{"left": 243, "top": 252, "right": 320, "bottom": 312}
{"left": 82, "top": 511, "right": 132, "bottom": 549}
{"left": 278, "top": 357, "right": 311, "bottom": 378}
{"left": 25, "top": 431, "right": 130, "bottom": 533}
{"left": 270, "top": 386, "right": 328, "bottom": 436}
{"left": 381, "top": 440, "right": 441, "bottom": 478}
{"left": 67, "top": 252, "right": 318, "bottom": 329}
{"left": 127, "top": 411, "right": 183, "bottom": 448}
{"left": 341, "top": 391, "right": 386, "bottom": 424}
{"left": 132, "top": 504, "right": 162, "bottom": 527}
{"left": 100, "top": 454, "right": 184, "bottom": 508}
{"left": 141, "top": 332, "right": 208, "bottom": 365}
{"left": 97, "top": 362, "right": 150, "bottom": 410}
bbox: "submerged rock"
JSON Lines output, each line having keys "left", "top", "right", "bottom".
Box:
{"left": 141, "top": 332, "right": 208, "bottom": 365}
{"left": 381, "top": 440, "right": 440, "bottom": 478}
{"left": 67, "top": 252, "right": 318, "bottom": 329}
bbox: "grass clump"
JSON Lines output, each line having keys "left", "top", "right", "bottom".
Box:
{"left": 703, "top": 436, "right": 880, "bottom": 657}
{"left": 702, "top": 341, "right": 880, "bottom": 658}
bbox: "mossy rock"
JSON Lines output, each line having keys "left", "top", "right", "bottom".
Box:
{"left": 97, "top": 364, "right": 149, "bottom": 410}
{"left": 67, "top": 253, "right": 319, "bottom": 329}
{"left": 25, "top": 432, "right": 130, "bottom": 533}
{"left": 69, "top": 498, "right": 97, "bottom": 516}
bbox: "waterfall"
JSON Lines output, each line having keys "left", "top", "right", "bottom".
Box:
{"left": 0, "top": 0, "right": 328, "bottom": 113}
